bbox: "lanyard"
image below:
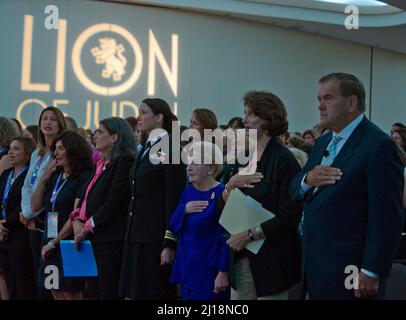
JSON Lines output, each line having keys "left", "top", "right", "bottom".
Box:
{"left": 50, "top": 173, "right": 69, "bottom": 213}
{"left": 1, "top": 166, "right": 28, "bottom": 220}
{"left": 30, "top": 152, "right": 51, "bottom": 185}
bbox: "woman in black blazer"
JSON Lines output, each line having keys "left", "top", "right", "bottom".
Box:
{"left": 221, "top": 90, "right": 303, "bottom": 299}
{"left": 0, "top": 137, "right": 36, "bottom": 300}
{"left": 71, "top": 117, "right": 135, "bottom": 300}
{"left": 120, "top": 98, "right": 186, "bottom": 299}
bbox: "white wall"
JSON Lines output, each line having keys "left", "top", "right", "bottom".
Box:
{"left": 1, "top": 0, "right": 405, "bottom": 132}
{"left": 159, "top": 10, "right": 373, "bottom": 131}
{"left": 371, "top": 48, "right": 406, "bottom": 133}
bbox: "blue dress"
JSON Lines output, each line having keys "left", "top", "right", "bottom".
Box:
{"left": 169, "top": 183, "right": 230, "bottom": 300}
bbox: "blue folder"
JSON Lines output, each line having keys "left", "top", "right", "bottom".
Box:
{"left": 60, "top": 240, "right": 98, "bottom": 277}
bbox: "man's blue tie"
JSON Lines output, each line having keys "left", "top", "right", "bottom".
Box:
{"left": 320, "top": 135, "right": 343, "bottom": 167}
{"left": 298, "top": 135, "right": 343, "bottom": 236}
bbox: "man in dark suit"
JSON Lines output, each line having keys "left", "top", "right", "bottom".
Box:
{"left": 290, "top": 72, "right": 404, "bottom": 300}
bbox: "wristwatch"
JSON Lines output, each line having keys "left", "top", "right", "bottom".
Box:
{"left": 247, "top": 228, "right": 254, "bottom": 241}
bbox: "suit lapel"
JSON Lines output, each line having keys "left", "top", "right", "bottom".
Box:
{"left": 138, "top": 147, "right": 151, "bottom": 166}
{"left": 133, "top": 138, "right": 162, "bottom": 173}
{"left": 130, "top": 143, "right": 147, "bottom": 174}
{"left": 256, "top": 137, "right": 276, "bottom": 172}
{"left": 305, "top": 134, "right": 331, "bottom": 201}
{"left": 87, "top": 160, "right": 112, "bottom": 198}
{"left": 137, "top": 143, "right": 148, "bottom": 162}
{"left": 330, "top": 117, "right": 367, "bottom": 169}
{"left": 308, "top": 116, "right": 369, "bottom": 203}
{"left": 316, "top": 133, "right": 332, "bottom": 165}
{"left": 9, "top": 171, "right": 25, "bottom": 195}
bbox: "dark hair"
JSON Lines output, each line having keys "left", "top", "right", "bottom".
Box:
{"left": 10, "top": 136, "right": 36, "bottom": 164}
{"left": 65, "top": 116, "right": 78, "bottom": 131}
{"left": 227, "top": 117, "right": 244, "bottom": 129}
{"left": 280, "top": 131, "right": 290, "bottom": 145}
{"left": 142, "top": 98, "right": 177, "bottom": 132}
{"left": 10, "top": 118, "right": 23, "bottom": 134}
{"left": 38, "top": 106, "right": 66, "bottom": 156}
{"left": 319, "top": 73, "right": 366, "bottom": 112}
{"left": 243, "top": 90, "right": 288, "bottom": 136}
{"left": 392, "top": 128, "right": 406, "bottom": 149}
{"left": 25, "top": 125, "right": 39, "bottom": 144}
{"left": 0, "top": 117, "right": 20, "bottom": 147}
{"left": 392, "top": 122, "right": 406, "bottom": 130}
{"left": 302, "top": 129, "right": 319, "bottom": 141}
{"left": 126, "top": 117, "right": 138, "bottom": 131}
{"left": 99, "top": 117, "right": 136, "bottom": 160}
{"left": 52, "top": 131, "right": 93, "bottom": 177}
{"left": 77, "top": 127, "right": 88, "bottom": 139}
{"left": 192, "top": 108, "right": 218, "bottom": 130}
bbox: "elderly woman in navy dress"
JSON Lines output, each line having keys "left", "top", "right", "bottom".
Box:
{"left": 167, "top": 141, "right": 230, "bottom": 300}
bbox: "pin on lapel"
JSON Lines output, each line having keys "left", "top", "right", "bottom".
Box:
{"left": 149, "top": 151, "right": 166, "bottom": 162}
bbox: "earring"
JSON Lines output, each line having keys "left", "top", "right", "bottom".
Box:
{"left": 208, "top": 171, "right": 212, "bottom": 175}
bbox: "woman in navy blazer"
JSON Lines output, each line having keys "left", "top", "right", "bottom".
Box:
{"left": 120, "top": 98, "right": 186, "bottom": 300}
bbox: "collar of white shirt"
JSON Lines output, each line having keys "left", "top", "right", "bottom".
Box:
{"left": 146, "top": 129, "right": 168, "bottom": 146}
{"left": 332, "top": 113, "right": 365, "bottom": 142}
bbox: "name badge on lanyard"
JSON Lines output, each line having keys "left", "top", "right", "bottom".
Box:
{"left": 47, "top": 173, "right": 68, "bottom": 239}
{"left": 47, "top": 212, "right": 58, "bottom": 239}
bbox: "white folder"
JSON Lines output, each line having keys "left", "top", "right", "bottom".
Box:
{"left": 219, "top": 188, "right": 275, "bottom": 254}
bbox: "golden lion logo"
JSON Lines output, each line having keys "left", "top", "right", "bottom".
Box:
{"left": 91, "top": 37, "right": 127, "bottom": 82}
